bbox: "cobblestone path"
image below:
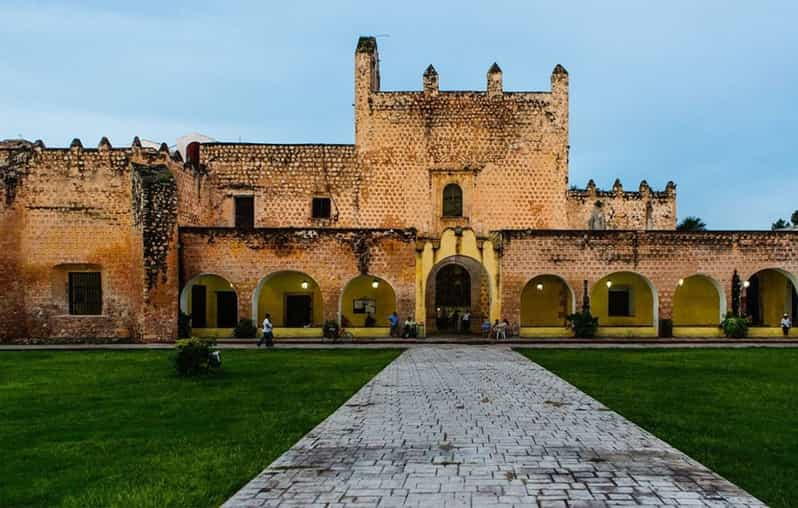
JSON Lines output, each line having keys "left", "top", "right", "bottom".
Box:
{"left": 223, "top": 345, "right": 763, "bottom": 507}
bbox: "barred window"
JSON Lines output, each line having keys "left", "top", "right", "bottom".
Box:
{"left": 442, "top": 184, "right": 463, "bottom": 217}
{"left": 234, "top": 196, "right": 254, "bottom": 229}
{"left": 69, "top": 272, "right": 102, "bottom": 315}
{"left": 312, "top": 197, "right": 331, "bottom": 219}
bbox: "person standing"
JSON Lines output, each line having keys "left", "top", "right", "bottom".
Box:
{"left": 389, "top": 312, "right": 399, "bottom": 338}
{"left": 462, "top": 310, "right": 471, "bottom": 334}
{"left": 781, "top": 313, "right": 792, "bottom": 337}
{"left": 258, "top": 313, "right": 274, "bottom": 347}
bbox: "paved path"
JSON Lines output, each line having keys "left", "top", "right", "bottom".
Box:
{"left": 223, "top": 346, "right": 762, "bottom": 507}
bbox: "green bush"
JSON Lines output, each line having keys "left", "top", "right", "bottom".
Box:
{"left": 566, "top": 311, "right": 599, "bottom": 338}
{"left": 323, "top": 320, "right": 339, "bottom": 338}
{"left": 721, "top": 313, "right": 749, "bottom": 338}
{"left": 233, "top": 318, "right": 257, "bottom": 338}
{"left": 178, "top": 311, "right": 192, "bottom": 339}
{"left": 174, "top": 337, "right": 218, "bottom": 376}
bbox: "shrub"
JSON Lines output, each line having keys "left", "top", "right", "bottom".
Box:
{"left": 566, "top": 311, "right": 599, "bottom": 338}
{"left": 323, "top": 319, "right": 339, "bottom": 338}
{"left": 659, "top": 318, "right": 673, "bottom": 338}
{"left": 233, "top": 318, "right": 257, "bottom": 338}
{"left": 178, "top": 312, "right": 192, "bottom": 339}
{"left": 721, "top": 313, "right": 749, "bottom": 338}
{"left": 174, "top": 337, "right": 219, "bottom": 376}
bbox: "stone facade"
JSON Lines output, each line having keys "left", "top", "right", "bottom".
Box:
{"left": 1, "top": 36, "right": 796, "bottom": 341}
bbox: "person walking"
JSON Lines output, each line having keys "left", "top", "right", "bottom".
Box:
{"left": 258, "top": 313, "right": 274, "bottom": 348}
{"left": 781, "top": 313, "right": 792, "bottom": 337}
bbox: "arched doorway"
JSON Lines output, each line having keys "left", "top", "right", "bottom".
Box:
{"left": 591, "top": 271, "right": 658, "bottom": 334}
{"left": 180, "top": 274, "right": 238, "bottom": 331}
{"left": 425, "top": 256, "right": 490, "bottom": 335}
{"left": 745, "top": 268, "right": 798, "bottom": 327}
{"left": 339, "top": 275, "right": 396, "bottom": 328}
{"left": 672, "top": 274, "right": 725, "bottom": 326}
{"left": 521, "top": 274, "right": 575, "bottom": 327}
{"left": 252, "top": 271, "right": 323, "bottom": 328}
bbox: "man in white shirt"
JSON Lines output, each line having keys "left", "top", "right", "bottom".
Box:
{"left": 258, "top": 313, "right": 274, "bottom": 347}
{"left": 781, "top": 313, "right": 792, "bottom": 337}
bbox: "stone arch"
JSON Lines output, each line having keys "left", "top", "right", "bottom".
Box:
{"left": 425, "top": 255, "right": 490, "bottom": 334}
{"left": 180, "top": 273, "right": 239, "bottom": 329}
{"left": 338, "top": 274, "right": 397, "bottom": 327}
{"left": 743, "top": 268, "right": 798, "bottom": 327}
{"left": 590, "top": 271, "right": 659, "bottom": 328}
{"left": 520, "top": 274, "right": 576, "bottom": 327}
{"left": 672, "top": 274, "right": 726, "bottom": 326}
{"left": 251, "top": 271, "right": 323, "bottom": 328}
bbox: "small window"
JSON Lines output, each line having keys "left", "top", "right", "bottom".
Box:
{"left": 608, "top": 287, "right": 632, "bottom": 317}
{"left": 443, "top": 184, "right": 463, "bottom": 217}
{"left": 234, "top": 196, "right": 254, "bottom": 229}
{"left": 69, "top": 272, "right": 102, "bottom": 315}
{"left": 312, "top": 197, "right": 331, "bottom": 219}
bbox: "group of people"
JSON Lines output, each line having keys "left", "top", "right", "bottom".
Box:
{"left": 435, "top": 309, "right": 472, "bottom": 333}
{"left": 481, "top": 318, "right": 512, "bottom": 340}
{"left": 389, "top": 312, "right": 419, "bottom": 338}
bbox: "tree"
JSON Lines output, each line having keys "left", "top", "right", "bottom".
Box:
{"left": 772, "top": 218, "right": 790, "bottom": 230}
{"left": 791, "top": 210, "right": 798, "bottom": 226}
{"left": 676, "top": 216, "right": 707, "bottom": 231}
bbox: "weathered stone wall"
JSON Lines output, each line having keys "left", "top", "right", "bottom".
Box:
{"left": 194, "top": 144, "right": 359, "bottom": 228}
{"left": 0, "top": 139, "right": 180, "bottom": 341}
{"left": 179, "top": 227, "right": 418, "bottom": 324}
{"left": 498, "top": 230, "right": 798, "bottom": 326}
{"left": 566, "top": 180, "right": 676, "bottom": 230}
{"left": 354, "top": 38, "right": 570, "bottom": 235}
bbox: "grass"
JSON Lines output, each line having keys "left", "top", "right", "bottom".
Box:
{"left": 0, "top": 348, "right": 402, "bottom": 508}
{"left": 517, "top": 348, "right": 798, "bottom": 508}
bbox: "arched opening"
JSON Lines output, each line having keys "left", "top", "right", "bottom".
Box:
{"left": 252, "top": 271, "right": 323, "bottom": 328}
{"left": 521, "top": 275, "right": 575, "bottom": 327}
{"left": 339, "top": 275, "right": 396, "bottom": 328}
{"left": 591, "top": 271, "right": 658, "bottom": 333}
{"left": 425, "top": 256, "right": 490, "bottom": 335}
{"left": 745, "top": 268, "right": 798, "bottom": 328}
{"left": 180, "top": 274, "right": 238, "bottom": 331}
{"left": 442, "top": 183, "right": 463, "bottom": 217}
{"left": 672, "top": 274, "right": 725, "bottom": 326}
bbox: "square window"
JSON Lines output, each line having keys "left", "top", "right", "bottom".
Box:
{"left": 312, "top": 197, "right": 331, "bottom": 219}
{"left": 234, "top": 196, "right": 254, "bottom": 229}
{"left": 69, "top": 272, "right": 102, "bottom": 315}
{"left": 608, "top": 287, "right": 632, "bottom": 317}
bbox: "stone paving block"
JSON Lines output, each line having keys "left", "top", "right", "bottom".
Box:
{"left": 222, "top": 346, "right": 765, "bottom": 507}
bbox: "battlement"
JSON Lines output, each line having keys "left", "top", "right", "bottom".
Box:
{"left": 568, "top": 179, "right": 676, "bottom": 201}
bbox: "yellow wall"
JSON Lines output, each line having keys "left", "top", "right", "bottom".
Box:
{"left": 672, "top": 276, "right": 721, "bottom": 325}
{"left": 340, "top": 276, "right": 396, "bottom": 326}
{"left": 256, "top": 272, "right": 323, "bottom": 327}
{"left": 591, "top": 272, "right": 654, "bottom": 326}
{"left": 415, "top": 228, "right": 500, "bottom": 327}
{"left": 521, "top": 275, "right": 571, "bottom": 326}
{"left": 757, "top": 270, "right": 793, "bottom": 326}
{"left": 184, "top": 274, "right": 237, "bottom": 328}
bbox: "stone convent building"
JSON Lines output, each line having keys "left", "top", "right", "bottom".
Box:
{"left": 2, "top": 36, "right": 797, "bottom": 342}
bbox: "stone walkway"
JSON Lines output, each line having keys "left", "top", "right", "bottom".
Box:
{"left": 223, "top": 346, "right": 763, "bottom": 507}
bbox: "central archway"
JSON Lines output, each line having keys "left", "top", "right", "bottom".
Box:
{"left": 425, "top": 255, "right": 490, "bottom": 335}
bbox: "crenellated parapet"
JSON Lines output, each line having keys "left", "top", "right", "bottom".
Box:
{"left": 566, "top": 179, "right": 677, "bottom": 230}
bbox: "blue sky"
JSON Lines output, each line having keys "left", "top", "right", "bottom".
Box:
{"left": 2, "top": 1, "right": 796, "bottom": 229}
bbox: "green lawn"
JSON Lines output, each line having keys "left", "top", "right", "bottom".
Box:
{"left": 0, "top": 349, "right": 402, "bottom": 508}
{"left": 517, "top": 348, "right": 798, "bottom": 508}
